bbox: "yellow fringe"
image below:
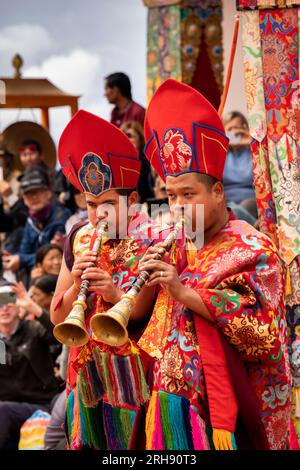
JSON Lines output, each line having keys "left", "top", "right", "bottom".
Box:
{"left": 285, "top": 265, "right": 292, "bottom": 297}
{"left": 292, "top": 385, "right": 300, "bottom": 419}
{"left": 186, "top": 238, "right": 198, "bottom": 265}
{"left": 212, "top": 428, "right": 234, "bottom": 450}
{"left": 259, "top": 142, "right": 266, "bottom": 172}
{"left": 129, "top": 339, "right": 139, "bottom": 354}
{"left": 71, "top": 389, "right": 80, "bottom": 442}
{"left": 145, "top": 391, "right": 157, "bottom": 450}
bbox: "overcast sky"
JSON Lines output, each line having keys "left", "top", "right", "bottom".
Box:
{"left": 0, "top": 0, "right": 147, "bottom": 148}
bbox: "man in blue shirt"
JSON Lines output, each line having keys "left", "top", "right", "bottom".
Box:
{"left": 2, "top": 167, "right": 71, "bottom": 275}
{"left": 222, "top": 111, "right": 257, "bottom": 222}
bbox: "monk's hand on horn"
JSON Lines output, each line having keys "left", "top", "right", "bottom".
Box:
{"left": 82, "top": 268, "right": 122, "bottom": 304}
{"left": 138, "top": 243, "right": 168, "bottom": 272}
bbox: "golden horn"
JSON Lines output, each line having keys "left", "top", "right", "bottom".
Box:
{"left": 53, "top": 299, "right": 89, "bottom": 347}
{"left": 53, "top": 221, "right": 108, "bottom": 347}
{"left": 90, "top": 293, "right": 136, "bottom": 347}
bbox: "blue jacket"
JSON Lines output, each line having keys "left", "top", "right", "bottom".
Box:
{"left": 223, "top": 147, "right": 255, "bottom": 204}
{"left": 18, "top": 202, "right": 71, "bottom": 268}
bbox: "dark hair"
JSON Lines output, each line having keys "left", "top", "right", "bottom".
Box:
{"left": 33, "top": 274, "right": 58, "bottom": 294}
{"left": 223, "top": 111, "right": 249, "bottom": 131}
{"left": 114, "top": 188, "right": 136, "bottom": 197}
{"left": 195, "top": 173, "right": 220, "bottom": 190}
{"left": 20, "top": 139, "right": 42, "bottom": 154}
{"left": 105, "top": 72, "right": 132, "bottom": 100}
{"left": 36, "top": 243, "right": 63, "bottom": 265}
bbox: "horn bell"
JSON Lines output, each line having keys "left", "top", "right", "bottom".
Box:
{"left": 90, "top": 293, "right": 136, "bottom": 347}
{"left": 53, "top": 300, "right": 89, "bottom": 347}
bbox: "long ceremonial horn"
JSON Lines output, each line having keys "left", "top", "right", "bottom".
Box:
{"left": 53, "top": 221, "right": 108, "bottom": 347}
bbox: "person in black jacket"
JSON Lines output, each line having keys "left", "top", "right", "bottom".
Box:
{"left": 0, "top": 281, "right": 59, "bottom": 449}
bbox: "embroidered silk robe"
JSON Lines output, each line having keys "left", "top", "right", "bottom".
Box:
{"left": 139, "top": 219, "right": 291, "bottom": 450}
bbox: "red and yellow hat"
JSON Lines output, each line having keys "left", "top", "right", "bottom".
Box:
{"left": 58, "top": 110, "right": 141, "bottom": 195}
{"left": 144, "top": 79, "right": 229, "bottom": 182}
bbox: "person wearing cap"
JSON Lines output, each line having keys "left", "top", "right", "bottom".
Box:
{"left": 0, "top": 281, "right": 59, "bottom": 449}
{"left": 2, "top": 166, "right": 71, "bottom": 280}
{"left": 50, "top": 110, "right": 158, "bottom": 450}
{"left": 136, "top": 79, "right": 291, "bottom": 450}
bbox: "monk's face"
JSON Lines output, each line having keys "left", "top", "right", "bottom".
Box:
{"left": 85, "top": 189, "right": 137, "bottom": 238}
{"left": 165, "top": 173, "right": 225, "bottom": 237}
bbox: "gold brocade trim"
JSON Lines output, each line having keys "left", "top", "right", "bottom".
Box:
{"left": 181, "top": 8, "right": 223, "bottom": 92}
{"left": 181, "top": 14, "right": 202, "bottom": 84}
{"left": 203, "top": 14, "right": 224, "bottom": 93}
{"left": 224, "top": 314, "right": 277, "bottom": 357}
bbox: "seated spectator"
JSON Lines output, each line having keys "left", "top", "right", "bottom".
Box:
{"left": 104, "top": 72, "right": 145, "bottom": 128}
{"left": 18, "top": 139, "right": 50, "bottom": 174}
{"left": 1, "top": 166, "right": 71, "bottom": 284}
{"left": 146, "top": 173, "right": 171, "bottom": 226}
{"left": 153, "top": 174, "right": 167, "bottom": 200}
{"left": 0, "top": 136, "right": 50, "bottom": 211}
{"left": 44, "top": 390, "right": 67, "bottom": 450}
{"left": 0, "top": 281, "right": 59, "bottom": 449}
{"left": 65, "top": 186, "right": 88, "bottom": 235}
{"left": 31, "top": 244, "right": 63, "bottom": 282}
{"left": 0, "top": 138, "right": 51, "bottom": 214}
{"left": 13, "top": 275, "right": 61, "bottom": 364}
{"left": 13, "top": 275, "right": 58, "bottom": 321}
{"left": 0, "top": 141, "right": 22, "bottom": 210}
{"left": 120, "top": 121, "right": 154, "bottom": 203}
{"left": 222, "top": 111, "right": 257, "bottom": 219}
{"left": 52, "top": 168, "right": 73, "bottom": 209}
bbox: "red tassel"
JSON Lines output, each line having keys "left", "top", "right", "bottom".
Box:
{"left": 286, "top": 135, "right": 294, "bottom": 165}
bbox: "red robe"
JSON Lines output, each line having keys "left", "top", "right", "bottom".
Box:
{"left": 54, "top": 216, "right": 157, "bottom": 450}
{"left": 139, "top": 219, "right": 291, "bottom": 450}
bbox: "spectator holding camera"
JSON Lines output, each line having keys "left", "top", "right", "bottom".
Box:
{"left": 222, "top": 111, "right": 257, "bottom": 221}
{"left": 0, "top": 281, "right": 58, "bottom": 449}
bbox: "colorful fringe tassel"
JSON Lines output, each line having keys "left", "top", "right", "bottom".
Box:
{"left": 190, "top": 407, "right": 210, "bottom": 450}
{"left": 77, "top": 359, "right": 104, "bottom": 407}
{"left": 145, "top": 391, "right": 211, "bottom": 450}
{"left": 146, "top": 391, "right": 164, "bottom": 450}
{"left": 66, "top": 388, "right": 106, "bottom": 450}
{"left": 291, "top": 385, "right": 300, "bottom": 446}
{"left": 103, "top": 402, "right": 136, "bottom": 450}
{"left": 93, "top": 348, "right": 150, "bottom": 407}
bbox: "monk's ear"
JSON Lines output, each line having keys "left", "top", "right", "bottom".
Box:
{"left": 128, "top": 190, "right": 139, "bottom": 206}
{"left": 212, "top": 181, "right": 225, "bottom": 202}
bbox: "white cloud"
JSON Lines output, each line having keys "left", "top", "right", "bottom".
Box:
{"left": 0, "top": 48, "right": 109, "bottom": 157}
{"left": 0, "top": 24, "right": 53, "bottom": 64}
{"left": 24, "top": 49, "right": 101, "bottom": 97}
